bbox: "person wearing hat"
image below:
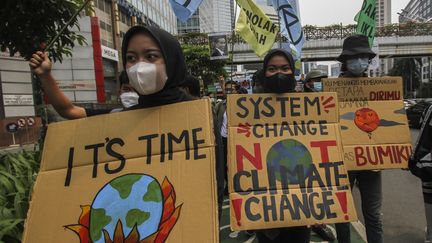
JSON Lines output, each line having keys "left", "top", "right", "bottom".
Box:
{"left": 334, "top": 34, "right": 382, "bottom": 243}
{"left": 303, "top": 69, "right": 328, "bottom": 92}
{"left": 337, "top": 34, "right": 376, "bottom": 77}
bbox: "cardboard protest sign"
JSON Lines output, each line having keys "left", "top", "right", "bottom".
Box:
{"left": 22, "top": 99, "right": 218, "bottom": 243}
{"left": 323, "top": 77, "right": 412, "bottom": 171}
{"left": 227, "top": 93, "right": 357, "bottom": 231}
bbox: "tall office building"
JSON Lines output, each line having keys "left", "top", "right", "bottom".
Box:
{"left": 177, "top": 0, "right": 234, "bottom": 34}
{"left": 399, "top": 0, "right": 432, "bottom": 23}
{"left": 375, "top": 0, "right": 391, "bottom": 27}
{"left": 211, "top": 0, "right": 234, "bottom": 33}
{"left": 177, "top": 11, "right": 201, "bottom": 34}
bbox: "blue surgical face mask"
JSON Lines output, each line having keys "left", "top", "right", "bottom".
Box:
{"left": 314, "top": 82, "right": 322, "bottom": 91}
{"left": 346, "top": 58, "right": 369, "bottom": 76}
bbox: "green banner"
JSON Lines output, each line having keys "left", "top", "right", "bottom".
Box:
{"left": 355, "top": 0, "right": 377, "bottom": 47}
{"left": 207, "top": 84, "right": 216, "bottom": 93}
{"left": 235, "top": 0, "right": 278, "bottom": 57}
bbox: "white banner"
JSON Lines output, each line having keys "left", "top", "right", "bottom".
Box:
{"left": 101, "top": 45, "right": 119, "bottom": 62}
{"left": 3, "top": 94, "right": 34, "bottom": 105}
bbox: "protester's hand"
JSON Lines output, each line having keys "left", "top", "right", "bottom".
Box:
{"left": 29, "top": 51, "right": 52, "bottom": 78}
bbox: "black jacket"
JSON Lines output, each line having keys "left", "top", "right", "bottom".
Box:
{"left": 410, "top": 106, "right": 432, "bottom": 181}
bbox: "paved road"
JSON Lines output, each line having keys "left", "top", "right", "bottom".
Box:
{"left": 353, "top": 129, "right": 426, "bottom": 243}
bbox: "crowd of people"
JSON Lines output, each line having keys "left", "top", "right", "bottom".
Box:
{"left": 29, "top": 25, "right": 432, "bottom": 243}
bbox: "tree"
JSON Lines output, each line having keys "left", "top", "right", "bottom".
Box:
{"left": 182, "top": 43, "right": 227, "bottom": 86}
{"left": 179, "top": 33, "right": 227, "bottom": 90}
{"left": 0, "top": 0, "right": 89, "bottom": 62}
{"left": 389, "top": 58, "right": 422, "bottom": 98}
{"left": 0, "top": 0, "right": 90, "bottom": 142}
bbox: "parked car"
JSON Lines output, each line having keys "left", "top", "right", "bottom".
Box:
{"left": 406, "top": 98, "right": 432, "bottom": 128}
{"left": 404, "top": 99, "right": 417, "bottom": 110}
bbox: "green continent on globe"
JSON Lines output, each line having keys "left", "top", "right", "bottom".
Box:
{"left": 90, "top": 208, "right": 112, "bottom": 241}
{"left": 143, "top": 180, "right": 162, "bottom": 202}
{"left": 266, "top": 139, "right": 313, "bottom": 183}
{"left": 109, "top": 174, "right": 142, "bottom": 199}
{"left": 125, "top": 209, "right": 150, "bottom": 228}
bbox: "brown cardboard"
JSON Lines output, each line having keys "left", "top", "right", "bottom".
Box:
{"left": 227, "top": 93, "right": 357, "bottom": 231}
{"left": 22, "top": 99, "right": 218, "bottom": 243}
{"left": 323, "top": 77, "right": 412, "bottom": 171}
{"left": 322, "top": 77, "right": 403, "bottom": 102}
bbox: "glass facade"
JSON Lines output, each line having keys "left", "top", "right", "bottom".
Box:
{"left": 400, "top": 0, "right": 432, "bottom": 23}
{"left": 177, "top": 11, "right": 200, "bottom": 34}
{"left": 177, "top": 0, "right": 235, "bottom": 34}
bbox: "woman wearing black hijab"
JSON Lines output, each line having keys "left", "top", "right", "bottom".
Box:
{"left": 121, "top": 25, "right": 225, "bottom": 224}
{"left": 254, "top": 49, "right": 311, "bottom": 243}
{"left": 121, "top": 25, "right": 194, "bottom": 109}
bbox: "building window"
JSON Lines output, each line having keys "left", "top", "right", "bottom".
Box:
{"left": 100, "top": 20, "right": 106, "bottom": 30}
{"left": 119, "top": 9, "right": 131, "bottom": 26}
{"left": 96, "top": 0, "right": 112, "bottom": 14}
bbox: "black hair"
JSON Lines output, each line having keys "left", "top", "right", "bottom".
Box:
{"left": 224, "top": 80, "right": 236, "bottom": 87}
{"left": 213, "top": 36, "right": 225, "bottom": 44}
{"left": 119, "top": 70, "right": 129, "bottom": 85}
{"left": 180, "top": 75, "right": 201, "bottom": 97}
{"left": 238, "top": 87, "right": 248, "bottom": 94}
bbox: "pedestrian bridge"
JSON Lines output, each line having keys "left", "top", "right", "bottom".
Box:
{"left": 203, "top": 23, "right": 432, "bottom": 64}
{"left": 232, "top": 35, "right": 432, "bottom": 64}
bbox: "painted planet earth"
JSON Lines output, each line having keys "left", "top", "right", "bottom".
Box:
{"left": 89, "top": 174, "right": 163, "bottom": 243}
{"left": 266, "top": 139, "right": 313, "bottom": 184}
{"left": 354, "top": 108, "right": 380, "bottom": 133}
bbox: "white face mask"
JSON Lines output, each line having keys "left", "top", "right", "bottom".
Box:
{"left": 126, "top": 62, "right": 168, "bottom": 95}
{"left": 120, "top": 91, "right": 139, "bottom": 108}
{"left": 346, "top": 58, "right": 369, "bottom": 76}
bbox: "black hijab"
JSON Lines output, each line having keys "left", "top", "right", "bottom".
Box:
{"left": 121, "top": 25, "right": 193, "bottom": 109}
{"left": 255, "top": 49, "right": 296, "bottom": 93}
{"left": 262, "top": 49, "right": 295, "bottom": 71}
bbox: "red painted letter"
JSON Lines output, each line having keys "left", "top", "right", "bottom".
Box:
{"left": 236, "top": 144, "right": 262, "bottom": 172}
{"left": 355, "top": 147, "right": 367, "bottom": 166}
{"left": 311, "top": 140, "right": 337, "bottom": 163}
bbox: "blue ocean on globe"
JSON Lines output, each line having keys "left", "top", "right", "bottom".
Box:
{"left": 89, "top": 174, "right": 163, "bottom": 243}
{"left": 266, "top": 139, "right": 313, "bottom": 184}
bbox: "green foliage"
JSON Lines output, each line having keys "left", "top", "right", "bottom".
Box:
{"left": 179, "top": 32, "right": 227, "bottom": 87}
{"left": 0, "top": 149, "right": 41, "bottom": 243}
{"left": 0, "top": 0, "right": 90, "bottom": 62}
{"left": 182, "top": 43, "right": 227, "bottom": 86}
{"left": 389, "top": 58, "right": 422, "bottom": 98}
